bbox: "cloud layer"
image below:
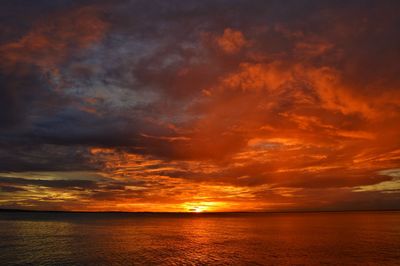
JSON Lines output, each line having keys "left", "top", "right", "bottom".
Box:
{"left": 1, "top": 0, "right": 400, "bottom": 211}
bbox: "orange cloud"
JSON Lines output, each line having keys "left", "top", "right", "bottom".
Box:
{"left": 216, "top": 28, "right": 247, "bottom": 54}
{"left": 0, "top": 6, "right": 108, "bottom": 71}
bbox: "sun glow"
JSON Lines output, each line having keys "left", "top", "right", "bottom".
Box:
{"left": 187, "top": 206, "right": 206, "bottom": 213}
{"left": 194, "top": 207, "right": 203, "bottom": 213}
{"left": 183, "top": 201, "right": 230, "bottom": 213}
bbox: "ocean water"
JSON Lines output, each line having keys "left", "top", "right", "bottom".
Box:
{"left": 0, "top": 211, "right": 399, "bottom": 265}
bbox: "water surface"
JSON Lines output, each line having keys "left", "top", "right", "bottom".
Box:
{"left": 0, "top": 211, "right": 399, "bottom": 265}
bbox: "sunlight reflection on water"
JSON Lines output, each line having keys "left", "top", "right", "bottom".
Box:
{"left": 0, "top": 212, "right": 400, "bottom": 265}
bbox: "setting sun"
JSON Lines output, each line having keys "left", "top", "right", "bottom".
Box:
{"left": 194, "top": 208, "right": 203, "bottom": 213}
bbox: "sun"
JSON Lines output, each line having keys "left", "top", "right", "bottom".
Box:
{"left": 183, "top": 201, "right": 226, "bottom": 213}
{"left": 186, "top": 205, "right": 206, "bottom": 213}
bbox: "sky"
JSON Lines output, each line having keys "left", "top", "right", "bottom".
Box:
{"left": 0, "top": 0, "right": 399, "bottom": 212}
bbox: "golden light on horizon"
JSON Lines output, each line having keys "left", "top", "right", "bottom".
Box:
{"left": 1, "top": 0, "right": 399, "bottom": 213}
{"left": 182, "top": 201, "right": 232, "bottom": 213}
{"left": 184, "top": 203, "right": 207, "bottom": 213}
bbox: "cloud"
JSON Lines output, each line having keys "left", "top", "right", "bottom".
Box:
{"left": 0, "top": 4, "right": 108, "bottom": 129}
{"left": 216, "top": 28, "right": 248, "bottom": 54}
{"left": 354, "top": 169, "right": 400, "bottom": 193}
{"left": 0, "top": 0, "right": 399, "bottom": 211}
{"left": 0, "top": 176, "right": 98, "bottom": 190}
{"left": 0, "top": 6, "right": 107, "bottom": 70}
{"left": 0, "top": 185, "right": 27, "bottom": 193}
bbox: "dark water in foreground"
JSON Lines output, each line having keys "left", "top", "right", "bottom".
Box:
{"left": 0, "top": 211, "right": 399, "bottom": 265}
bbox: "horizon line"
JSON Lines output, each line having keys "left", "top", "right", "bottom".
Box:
{"left": 1, "top": 208, "right": 399, "bottom": 215}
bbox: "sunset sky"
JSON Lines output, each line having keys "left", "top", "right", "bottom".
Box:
{"left": 0, "top": 0, "right": 399, "bottom": 212}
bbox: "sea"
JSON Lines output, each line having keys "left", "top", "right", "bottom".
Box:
{"left": 0, "top": 211, "right": 399, "bottom": 265}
